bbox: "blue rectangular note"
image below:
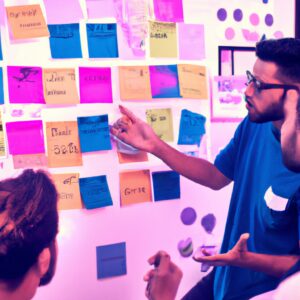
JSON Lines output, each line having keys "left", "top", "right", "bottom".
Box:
{"left": 86, "top": 23, "right": 119, "bottom": 58}
{"left": 96, "top": 242, "right": 127, "bottom": 279}
{"left": 178, "top": 109, "right": 206, "bottom": 146}
{"left": 0, "top": 68, "right": 4, "bottom": 104}
{"left": 78, "top": 115, "right": 112, "bottom": 152}
{"left": 152, "top": 170, "right": 180, "bottom": 201}
{"left": 79, "top": 175, "right": 113, "bottom": 209}
{"left": 48, "top": 24, "right": 82, "bottom": 59}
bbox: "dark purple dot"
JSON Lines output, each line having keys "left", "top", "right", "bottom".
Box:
{"left": 201, "top": 214, "right": 216, "bottom": 234}
{"left": 233, "top": 9, "right": 243, "bottom": 22}
{"left": 263, "top": 0, "right": 268, "bottom": 3}
{"left": 265, "top": 14, "right": 274, "bottom": 26}
{"left": 217, "top": 8, "right": 227, "bottom": 21}
{"left": 180, "top": 207, "right": 197, "bottom": 225}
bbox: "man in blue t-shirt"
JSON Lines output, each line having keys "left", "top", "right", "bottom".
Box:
{"left": 111, "top": 38, "right": 300, "bottom": 300}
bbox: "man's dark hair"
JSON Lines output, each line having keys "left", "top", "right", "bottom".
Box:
{"left": 0, "top": 169, "right": 58, "bottom": 281}
{"left": 256, "top": 38, "right": 300, "bottom": 83}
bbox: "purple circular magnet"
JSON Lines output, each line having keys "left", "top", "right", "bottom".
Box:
{"left": 249, "top": 13, "right": 260, "bottom": 26}
{"left": 201, "top": 214, "right": 216, "bottom": 234}
{"left": 217, "top": 8, "right": 227, "bottom": 21}
{"left": 180, "top": 207, "right": 197, "bottom": 225}
{"left": 225, "top": 27, "right": 235, "bottom": 40}
{"left": 177, "top": 237, "right": 193, "bottom": 257}
{"left": 233, "top": 9, "right": 243, "bottom": 22}
{"left": 265, "top": 14, "right": 274, "bottom": 26}
{"left": 262, "top": 0, "right": 268, "bottom": 3}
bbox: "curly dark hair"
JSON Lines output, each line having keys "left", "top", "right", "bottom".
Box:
{"left": 0, "top": 169, "right": 58, "bottom": 281}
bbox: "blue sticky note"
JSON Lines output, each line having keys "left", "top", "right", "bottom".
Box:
{"left": 152, "top": 171, "right": 180, "bottom": 201}
{"left": 86, "top": 23, "right": 119, "bottom": 58}
{"left": 178, "top": 109, "right": 206, "bottom": 146}
{"left": 96, "top": 242, "right": 127, "bottom": 279}
{"left": 78, "top": 115, "right": 112, "bottom": 152}
{"left": 0, "top": 68, "right": 4, "bottom": 105}
{"left": 79, "top": 175, "right": 113, "bottom": 209}
{"left": 48, "top": 24, "right": 82, "bottom": 59}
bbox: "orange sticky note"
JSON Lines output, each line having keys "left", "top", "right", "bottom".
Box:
{"left": 120, "top": 170, "right": 152, "bottom": 206}
{"left": 43, "top": 68, "right": 79, "bottom": 105}
{"left": 46, "top": 121, "right": 82, "bottom": 168}
{"left": 6, "top": 5, "right": 49, "bottom": 40}
{"left": 178, "top": 64, "right": 208, "bottom": 99}
{"left": 118, "top": 66, "right": 152, "bottom": 100}
{"left": 52, "top": 173, "right": 83, "bottom": 210}
{"left": 12, "top": 153, "right": 48, "bottom": 169}
{"left": 117, "top": 151, "right": 148, "bottom": 164}
{"left": 0, "top": 110, "right": 5, "bottom": 157}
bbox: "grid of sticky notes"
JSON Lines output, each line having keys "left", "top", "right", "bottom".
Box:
{"left": 4, "top": 2, "right": 205, "bottom": 60}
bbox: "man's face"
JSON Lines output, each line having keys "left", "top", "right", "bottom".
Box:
{"left": 245, "top": 59, "right": 288, "bottom": 123}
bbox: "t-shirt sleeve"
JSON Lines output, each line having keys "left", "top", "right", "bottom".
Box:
{"left": 293, "top": 188, "right": 300, "bottom": 242}
{"left": 214, "top": 119, "right": 245, "bottom": 181}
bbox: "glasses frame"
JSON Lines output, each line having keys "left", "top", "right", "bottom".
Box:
{"left": 246, "top": 70, "right": 299, "bottom": 92}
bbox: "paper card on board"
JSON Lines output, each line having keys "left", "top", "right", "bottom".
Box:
{"left": 0, "top": 109, "right": 5, "bottom": 157}
{"left": 86, "top": 0, "right": 115, "bottom": 19}
{"left": 52, "top": 173, "right": 82, "bottom": 210}
{"left": 119, "top": 170, "right": 152, "bottom": 206}
{"left": 153, "top": 0, "right": 184, "bottom": 22}
{"left": 149, "top": 20, "right": 177, "bottom": 58}
{"left": 178, "top": 64, "right": 208, "bottom": 99}
{"left": 0, "top": 68, "right": 4, "bottom": 104}
{"left": 43, "top": 68, "right": 79, "bottom": 105}
{"left": 12, "top": 153, "right": 48, "bottom": 169}
{"left": 6, "top": 4, "right": 49, "bottom": 39}
{"left": 46, "top": 121, "right": 82, "bottom": 168}
{"left": 117, "top": 151, "right": 148, "bottom": 164}
{"left": 146, "top": 108, "right": 174, "bottom": 142}
{"left": 118, "top": 66, "right": 152, "bottom": 101}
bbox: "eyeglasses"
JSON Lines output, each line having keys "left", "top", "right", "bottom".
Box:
{"left": 246, "top": 70, "right": 299, "bottom": 92}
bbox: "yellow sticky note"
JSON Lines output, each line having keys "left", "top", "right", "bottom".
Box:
{"left": 149, "top": 21, "right": 177, "bottom": 58}
{"left": 178, "top": 65, "right": 208, "bottom": 99}
{"left": 12, "top": 153, "right": 47, "bottom": 169}
{"left": 43, "top": 69, "right": 79, "bottom": 105}
{"left": 146, "top": 108, "right": 174, "bottom": 142}
{"left": 0, "top": 110, "right": 5, "bottom": 157}
{"left": 46, "top": 121, "right": 82, "bottom": 168}
{"left": 118, "top": 66, "right": 152, "bottom": 101}
{"left": 120, "top": 170, "right": 152, "bottom": 206}
{"left": 117, "top": 151, "right": 148, "bottom": 164}
{"left": 52, "top": 173, "right": 82, "bottom": 210}
{"left": 6, "top": 5, "right": 49, "bottom": 39}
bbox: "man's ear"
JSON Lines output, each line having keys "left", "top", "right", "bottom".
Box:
{"left": 37, "top": 248, "right": 51, "bottom": 277}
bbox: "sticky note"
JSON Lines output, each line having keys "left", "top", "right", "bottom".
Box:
{"left": 117, "top": 151, "right": 148, "bottom": 164}
{"left": 6, "top": 4, "right": 49, "bottom": 39}
{"left": 79, "top": 67, "right": 112, "bottom": 103}
{"left": 43, "top": 0, "right": 83, "bottom": 24}
{"left": 120, "top": 170, "right": 152, "bottom": 206}
{"left": 118, "top": 66, "right": 152, "bottom": 101}
{"left": 178, "top": 65, "right": 208, "bottom": 99}
{"left": 0, "top": 32, "right": 2, "bottom": 60}
{"left": 153, "top": 0, "right": 184, "bottom": 22}
{"left": 45, "top": 121, "right": 82, "bottom": 168}
{"left": 0, "top": 68, "right": 4, "bottom": 104}
{"left": 149, "top": 65, "right": 180, "bottom": 98}
{"left": 0, "top": 109, "right": 5, "bottom": 157}
{"left": 86, "top": 23, "right": 119, "bottom": 58}
{"left": 43, "top": 68, "right": 79, "bottom": 105}
{"left": 178, "top": 109, "right": 206, "bottom": 146}
{"left": 6, "top": 120, "right": 45, "bottom": 155}
{"left": 79, "top": 175, "right": 113, "bottom": 209}
{"left": 86, "top": 0, "right": 115, "bottom": 19}
{"left": 7, "top": 66, "right": 45, "bottom": 104}
{"left": 52, "top": 173, "right": 82, "bottom": 210}
{"left": 96, "top": 242, "right": 126, "bottom": 279}
{"left": 149, "top": 21, "right": 177, "bottom": 58}
{"left": 77, "top": 115, "right": 112, "bottom": 152}
{"left": 12, "top": 154, "right": 47, "bottom": 169}
{"left": 152, "top": 170, "right": 180, "bottom": 201}
{"left": 48, "top": 24, "right": 82, "bottom": 59}
{"left": 146, "top": 108, "right": 174, "bottom": 142}
{"left": 178, "top": 24, "right": 205, "bottom": 60}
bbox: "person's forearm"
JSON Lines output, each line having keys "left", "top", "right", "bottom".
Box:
{"left": 233, "top": 252, "right": 300, "bottom": 278}
{"left": 150, "top": 139, "right": 230, "bottom": 190}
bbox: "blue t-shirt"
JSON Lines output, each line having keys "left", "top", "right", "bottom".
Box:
{"left": 213, "top": 117, "right": 300, "bottom": 300}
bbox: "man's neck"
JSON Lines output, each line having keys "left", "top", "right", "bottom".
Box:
{"left": 272, "top": 119, "right": 284, "bottom": 130}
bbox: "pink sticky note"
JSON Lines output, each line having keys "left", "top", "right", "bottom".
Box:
{"left": 153, "top": 0, "right": 184, "bottom": 22}
{"left": 79, "top": 67, "right": 113, "bottom": 103}
{"left": 43, "top": 0, "right": 83, "bottom": 24}
{"left": 6, "top": 120, "right": 45, "bottom": 155}
{"left": 7, "top": 66, "right": 45, "bottom": 104}
{"left": 178, "top": 24, "right": 205, "bottom": 60}
{"left": 86, "top": 0, "right": 115, "bottom": 19}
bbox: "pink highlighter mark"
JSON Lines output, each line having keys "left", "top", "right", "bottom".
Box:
{"left": 249, "top": 13, "right": 260, "bottom": 26}
{"left": 242, "top": 29, "right": 259, "bottom": 42}
{"left": 274, "top": 31, "right": 284, "bottom": 39}
{"left": 225, "top": 27, "right": 235, "bottom": 40}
